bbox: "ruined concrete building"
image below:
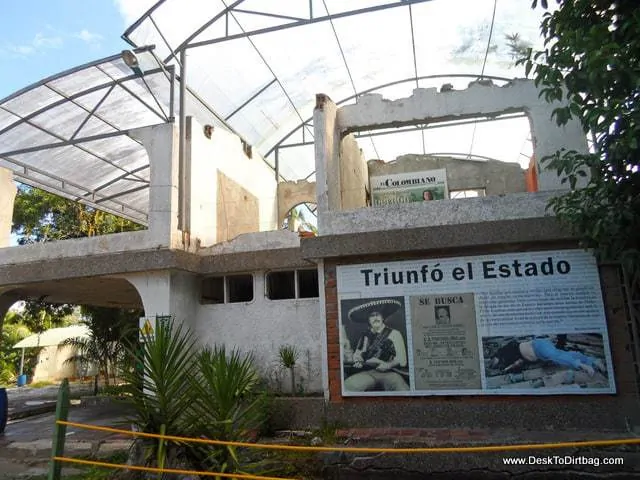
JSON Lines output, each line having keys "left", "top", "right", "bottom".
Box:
{"left": 0, "top": 3, "right": 637, "bottom": 470}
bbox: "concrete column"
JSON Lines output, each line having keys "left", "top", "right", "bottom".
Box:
{"left": 313, "top": 94, "right": 341, "bottom": 232}
{"left": 528, "top": 105, "right": 589, "bottom": 190}
{"left": 0, "top": 168, "right": 17, "bottom": 248}
{"left": 130, "top": 124, "right": 181, "bottom": 249}
{"left": 122, "top": 271, "right": 199, "bottom": 337}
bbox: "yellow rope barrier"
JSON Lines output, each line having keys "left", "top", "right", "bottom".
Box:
{"left": 58, "top": 420, "right": 640, "bottom": 454}
{"left": 53, "top": 456, "right": 296, "bottom": 480}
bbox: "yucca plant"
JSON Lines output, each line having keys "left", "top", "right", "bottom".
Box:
{"left": 188, "top": 345, "right": 269, "bottom": 477}
{"left": 120, "top": 316, "right": 199, "bottom": 476}
{"left": 278, "top": 344, "right": 300, "bottom": 394}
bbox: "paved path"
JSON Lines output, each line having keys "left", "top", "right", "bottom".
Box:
{"left": 1, "top": 383, "right": 132, "bottom": 478}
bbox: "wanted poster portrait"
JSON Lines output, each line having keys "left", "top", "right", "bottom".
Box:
{"left": 410, "top": 293, "right": 481, "bottom": 390}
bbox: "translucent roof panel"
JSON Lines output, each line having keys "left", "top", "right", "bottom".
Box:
{"left": 0, "top": 47, "right": 233, "bottom": 225}
{"left": 123, "top": 0, "right": 549, "bottom": 180}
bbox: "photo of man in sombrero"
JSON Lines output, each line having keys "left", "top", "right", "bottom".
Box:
{"left": 342, "top": 297, "right": 410, "bottom": 392}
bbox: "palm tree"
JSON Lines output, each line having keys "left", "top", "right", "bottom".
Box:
{"left": 63, "top": 307, "right": 138, "bottom": 395}
{"left": 189, "top": 346, "right": 268, "bottom": 475}
{"left": 120, "top": 316, "right": 199, "bottom": 475}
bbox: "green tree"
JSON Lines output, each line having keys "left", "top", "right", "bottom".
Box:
{"left": 0, "top": 311, "right": 35, "bottom": 385}
{"left": 521, "top": 0, "right": 640, "bottom": 270}
{"left": 12, "top": 184, "right": 143, "bottom": 244}
{"left": 3, "top": 184, "right": 144, "bottom": 350}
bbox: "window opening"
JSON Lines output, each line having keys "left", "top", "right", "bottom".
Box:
{"left": 266, "top": 269, "right": 319, "bottom": 300}
{"left": 202, "top": 274, "right": 254, "bottom": 304}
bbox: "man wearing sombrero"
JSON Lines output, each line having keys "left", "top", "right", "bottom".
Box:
{"left": 344, "top": 298, "right": 410, "bottom": 392}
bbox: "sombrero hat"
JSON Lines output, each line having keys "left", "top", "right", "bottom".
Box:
{"left": 347, "top": 298, "right": 402, "bottom": 323}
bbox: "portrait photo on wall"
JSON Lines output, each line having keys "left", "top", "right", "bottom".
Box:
{"left": 340, "top": 296, "right": 411, "bottom": 393}
{"left": 483, "top": 333, "right": 610, "bottom": 390}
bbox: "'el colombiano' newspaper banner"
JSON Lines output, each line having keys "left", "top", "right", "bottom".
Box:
{"left": 370, "top": 169, "right": 447, "bottom": 205}
{"left": 337, "top": 249, "right": 615, "bottom": 397}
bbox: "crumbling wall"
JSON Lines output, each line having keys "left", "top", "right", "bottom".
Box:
{"left": 216, "top": 171, "right": 260, "bottom": 243}
{"left": 340, "top": 134, "right": 368, "bottom": 209}
{"left": 277, "top": 180, "right": 316, "bottom": 226}
{"left": 368, "top": 155, "right": 527, "bottom": 196}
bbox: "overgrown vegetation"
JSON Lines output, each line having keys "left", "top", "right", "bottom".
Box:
{"left": 64, "top": 307, "right": 140, "bottom": 395}
{"left": 278, "top": 344, "right": 300, "bottom": 394}
{"left": 0, "top": 311, "right": 36, "bottom": 385}
{"left": 521, "top": 0, "right": 640, "bottom": 272}
{"left": 120, "top": 317, "right": 273, "bottom": 478}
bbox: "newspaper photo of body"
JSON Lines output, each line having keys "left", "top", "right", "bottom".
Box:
{"left": 483, "top": 334, "right": 610, "bottom": 390}
{"left": 340, "top": 297, "right": 411, "bottom": 393}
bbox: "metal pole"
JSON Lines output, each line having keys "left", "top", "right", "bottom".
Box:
{"left": 19, "top": 348, "right": 25, "bottom": 376}
{"left": 169, "top": 65, "right": 175, "bottom": 122}
{"left": 178, "top": 50, "right": 187, "bottom": 232}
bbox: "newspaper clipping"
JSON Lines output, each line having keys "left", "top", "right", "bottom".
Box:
{"left": 336, "top": 249, "right": 616, "bottom": 397}
{"left": 410, "top": 293, "right": 481, "bottom": 390}
{"left": 370, "top": 169, "right": 447, "bottom": 206}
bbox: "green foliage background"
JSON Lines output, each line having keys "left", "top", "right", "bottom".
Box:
{"left": 523, "top": 0, "right": 640, "bottom": 270}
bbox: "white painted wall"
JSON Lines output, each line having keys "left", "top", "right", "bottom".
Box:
{"left": 124, "top": 267, "right": 322, "bottom": 393}
{"left": 32, "top": 345, "right": 79, "bottom": 382}
{"left": 193, "top": 271, "right": 322, "bottom": 393}
{"left": 130, "top": 124, "right": 181, "bottom": 248}
{"left": 189, "top": 118, "right": 278, "bottom": 247}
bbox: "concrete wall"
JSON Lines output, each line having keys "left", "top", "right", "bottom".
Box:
{"left": 313, "top": 95, "right": 370, "bottom": 230}
{"left": 130, "top": 124, "right": 180, "bottom": 249}
{"left": 339, "top": 133, "right": 368, "bottom": 209}
{"left": 336, "top": 79, "right": 588, "bottom": 192}
{"left": 0, "top": 230, "right": 159, "bottom": 265}
{"left": 189, "top": 118, "right": 277, "bottom": 247}
{"left": 193, "top": 271, "right": 322, "bottom": 393}
{"left": 369, "top": 155, "right": 526, "bottom": 196}
{"left": 216, "top": 171, "right": 259, "bottom": 243}
{"left": 319, "top": 191, "right": 554, "bottom": 236}
{"left": 277, "top": 180, "right": 316, "bottom": 227}
{"left": 0, "top": 168, "right": 16, "bottom": 249}
{"left": 314, "top": 95, "right": 342, "bottom": 227}
{"left": 32, "top": 345, "right": 78, "bottom": 382}
{"left": 120, "top": 251, "right": 323, "bottom": 392}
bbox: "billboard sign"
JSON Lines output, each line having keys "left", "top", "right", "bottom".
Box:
{"left": 337, "top": 250, "right": 615, "bottom": 396}
{"left": 370, "top": 169, "right": 447, "bottom": 206}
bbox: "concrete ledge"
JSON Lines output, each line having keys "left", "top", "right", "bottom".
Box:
{"left": 201, "top": 248, "right": 316, "bottom": 274}
{"left": 301, "top": 217, "right": 576, "bottom": 260}
{"left": 0, "top": 246, "right": 315, "bottom": 287}
{"left": 0, "top": 249, "right": 200, "bottom": 286}
{"left": 270, "top": 395, "right": 640, "bottom": 432}
{"left": 318, "top": 192, "right": 557, "bottom": 236}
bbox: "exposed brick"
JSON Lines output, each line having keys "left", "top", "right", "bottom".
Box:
{"left": 325, "top": 303, "right": 338, "bottom": 315}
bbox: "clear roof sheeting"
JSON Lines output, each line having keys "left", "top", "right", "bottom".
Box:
{"left": 0, "top": 48, "right": 230, "bottom": 225}
{"left": 124, "top": 0, "right": 548, "bottom": 179}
